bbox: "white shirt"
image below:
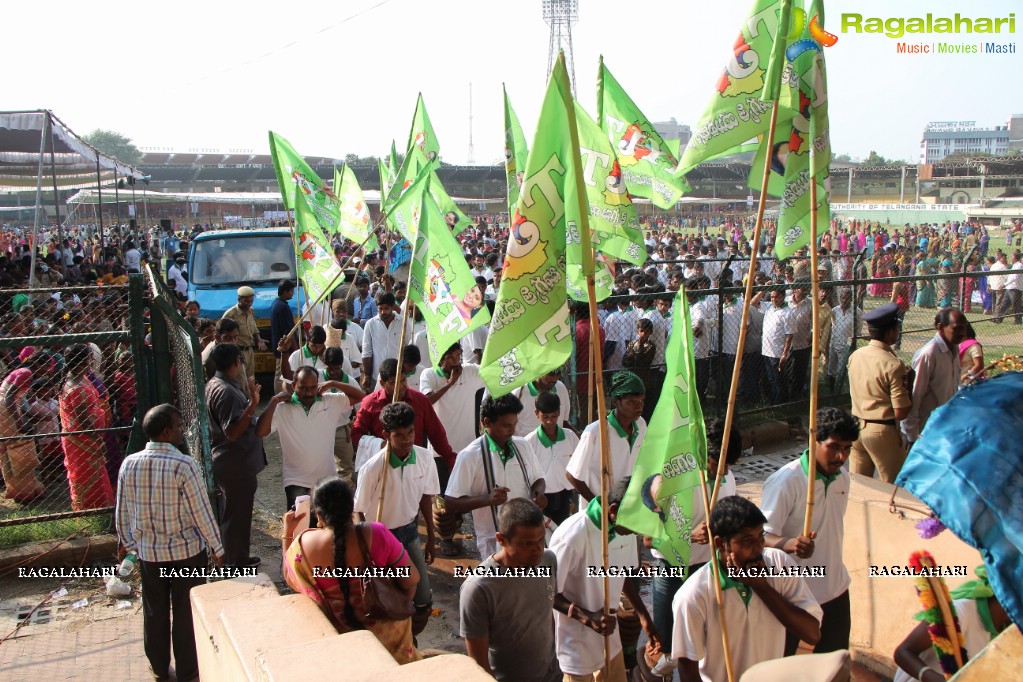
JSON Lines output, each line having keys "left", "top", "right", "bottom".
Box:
{"left": 419, "top": 364, "right": 486, "bottom": 452}
{"left": 168, "top": 264, "right": 188, "bottom": 296}
{"left": 761, "top": 455, "right": 851, "bottom": 604}
{"left": 761, "top": 303, "right": 794, "bottom": 359}
{"left": 345, "top": 319, "right": 364, "bottom": 350}
{"left": 549, "top": 510, "right": 638, "bottom": 676}
{"left": 302, "top": 299, "right": 332, "bottom": 328}
{"left": 720, "top": 300, "right": 746, "bottom": 356}
{"left": 507, "top": 381, "right": 571, "bottom": 438}
{"left": 643, "top": 309, "right": 670, "bottom": 366}
{"left": 902, "top": 332, "right": 960, "bottom": 442}
{"left": 987, "top": 260, "right": 1008, "bottom": 290}
{"left": 413, "top": 329, "right": 432, "bottom": 376}
{"left": 672, "top": 548, "right": 822, "bottom": 682}
{"left": 446, "top": 435, "right": 544, "bottom": 557}
{"left": 362, "top": 313, "right": 414, "bottom": 367}
{"left": 566, "top": 414, "right": 646, "bottom": 497}
{"left": 353, "top": 445, "right": 439, "bottom": 529}
{"left": 270, "top": 393, "right": 351, "bottom": 488}
{"left": 1006, "top": 260, "right": 1023, "bottom": 291}
{"left": 788, "top": 298, "right": 813, "bottom": 350}
{"left": 691, "top": 299, "right": 715, "bottom": 359}
{"left": 124, "top": 248, "right": 142, "bottom": 272}
{"left": 288, "top": 346, "right": 354, "bottom": 377}
{"left": 524, "top": 426, "right": 580, "bottom": 494}
{"left": 313, "top": 369, "right": 360, "bottom": 426}
{"left": 604, "top": 307, "right": 638, "bottom": 371}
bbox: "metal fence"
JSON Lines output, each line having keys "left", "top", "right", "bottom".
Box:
{"left": 565, "top": 257, "right": 1023, "bottom": 429}
{"left": 0, "top": 270, "right": 212, "bottom": 546}
{"left": 0, "top": 282, "right": 143, "bottom": 544}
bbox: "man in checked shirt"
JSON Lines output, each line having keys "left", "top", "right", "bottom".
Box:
{"left": 116, "top": 404, "right": 224, "bottom": 682}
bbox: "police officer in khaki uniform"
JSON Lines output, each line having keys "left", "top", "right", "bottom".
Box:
{"left": 222, "top": 286, "right": 266, "bottom": 380}
{"left": 846, "top": 303, "right": 913, "bottom": 483}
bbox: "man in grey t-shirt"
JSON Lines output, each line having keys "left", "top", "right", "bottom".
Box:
{"left": 459, "top": 499, "right": 561, "bottom": 682}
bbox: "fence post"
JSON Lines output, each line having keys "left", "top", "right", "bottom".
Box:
{"left": 127, "top": 274, "right": 152, "bottom": 452}
{"left": 149, "top": 292, "right": 174, "bottom": 405}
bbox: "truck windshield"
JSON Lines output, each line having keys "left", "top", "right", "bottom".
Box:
{"left": 191, "top": 234, "right": 295, "bottom": 286}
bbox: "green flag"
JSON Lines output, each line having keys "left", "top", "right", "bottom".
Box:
{"left": 293, "top": 187, "right": 345, "bottom": 305}
{"left": 429, "top": 173, "right": 473, "bottom": 236}
{"left": 748, "top": 0, "right": 831, "bottom": 259}
{"left": 378, "top": 159, "right": 393, "bottom": 209}
{"left": 503, "top": 84, "right": 530, "bottom": 215}
{"left": 674, "top": 0, "right": 791, "bottom": 178}
{"left": 597, "top": 57, "right": 689, "bottom": 209}
{"left": 411, "top": 193, "right": 492, "bottom": 366}
{"left": 270, "top": 131, "right": 352, "bottom": 246}
{"left": 389, "top": 140, "right": 399, "bottom": 174}
{"left": 480, "top": 57, "right": 576, "bottom": 397}
{"left": 407, "top": 93, "right": 440, "bottom": 163}
{"left": 333, "top": 165, "right": 379, "bottom": 251}
{"left": 385, "top": 163, "right": 432, "bottom": 245}
{"left": 617, "top": 289, "right": 707, "bottom": 568}
{"left": 386, "top": 144, "right": 432, "bottom": 210}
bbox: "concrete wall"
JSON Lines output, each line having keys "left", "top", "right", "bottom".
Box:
{"left": 843, "top": 475, "right": 983, "bottom": 677}
{"left": 190, "top": 573, "right": 490, "bottom": 681}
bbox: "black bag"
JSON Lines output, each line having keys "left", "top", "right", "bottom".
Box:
{"left": 353, "top": 523, "right": 415, "bottom": 621}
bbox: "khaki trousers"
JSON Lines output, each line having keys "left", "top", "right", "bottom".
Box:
{"left": 850, "top": 422, "right": 907, "bottom": 483}
{"left": 240, "top": 348, "right": 256, "bottom": 383}
{"left": 333, "top": 424, "right": 355, "bottom": 484}
{"left": 563, "top": 651, "right": 626, "bottom": 682}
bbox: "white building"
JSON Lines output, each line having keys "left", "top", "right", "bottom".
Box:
{"left": 919, "top": 119, "right": 1015, "bottom": 163}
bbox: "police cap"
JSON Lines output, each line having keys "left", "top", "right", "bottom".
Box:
{"left": 863, "top": 302, "right": 899, "bottom": 328}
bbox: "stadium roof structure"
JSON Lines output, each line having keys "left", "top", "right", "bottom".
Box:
{"left": 0, "top": 110, "right": 146, "bottom": 192}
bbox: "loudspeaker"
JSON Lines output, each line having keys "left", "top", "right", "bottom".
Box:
{"left": 160, "top": 219, "right": 173, "bottom": 233}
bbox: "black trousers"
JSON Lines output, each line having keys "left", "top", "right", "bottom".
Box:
{"left": 784, "top": 590, "right": 851, "bottom": 655}
{"left": 140, "top": 551, "right": 207, "bottom": 679}
{"left": 214, "top": 472, "right": 258, "bottom": 566}
{"left": 544, "top": 489, "right": 574, "bottom": 525}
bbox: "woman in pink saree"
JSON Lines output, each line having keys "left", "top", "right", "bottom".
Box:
{"left": 0, "top": 369, "right": 44, "bottom": 502}
{"left": 58, "top": 344, "right": 114, "bottom": 510}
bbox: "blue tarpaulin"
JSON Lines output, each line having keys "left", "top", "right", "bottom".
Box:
{"left": 896, "top": 371, "right": 1023, "bottom": 630}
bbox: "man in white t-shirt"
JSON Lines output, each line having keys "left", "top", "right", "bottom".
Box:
{"left": 762, "top": 407, "right": 858, "bottom": 656}
{"left": 419, "top": 342, "right": 485, "bottom": 452}
{"left": 567, "top": 371, "right": 646, "bottom": 502}
{"left": 254, "top": 366, "right": 361, "bottom": 509}
{"left": 496, "top": 370, "right": 572, "bottom": 439}
{"left": 361, "top": 291, "right": 413, "bottom": 390}
{"left": 354, "top": 402, "right": 439, "bottom": 637}
{"left": 672, "top": 495, "right": 822, "bottom": 682}
{"left": 523, "top": 392, "right": 580, "bottom": 525}
{"left": 550, "top": 477, "right": 662, "bottom": 682}
{"left": 445, "top": 394, "right": 547, "bottom": 558}
{"left": 603, "top": 292, "right": 638, "bottom": 372}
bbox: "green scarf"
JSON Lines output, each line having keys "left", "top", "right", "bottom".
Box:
{"left": 800, "top": 450, "right": 839, "bottom": 495}
{"left": 608, "top": 411, "right": 638, "bottom": 451}
{"left": 585, "top": 496, "right": 616, "bottom": 542}
{"left": 949, "top": 566, "right": 1001, "bottom": 638}
{"left": 290, "top": 392, "right": 322, "bottom": 414}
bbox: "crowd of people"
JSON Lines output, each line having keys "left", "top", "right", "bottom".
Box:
{"left": 3, "top": 212, "right": 1019, "bottom": 682}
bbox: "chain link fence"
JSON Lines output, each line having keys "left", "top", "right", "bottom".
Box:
{"left": 566, "top": 255, "right": 1023, "bottom": 429}
{"left": 0, "top": 282, "right": 142, "bottom": 545}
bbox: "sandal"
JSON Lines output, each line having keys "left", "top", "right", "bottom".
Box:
{"left": 439, "top": 539, "right": 460, "bottom": 557}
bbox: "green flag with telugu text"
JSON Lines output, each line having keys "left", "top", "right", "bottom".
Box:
{"left": 480, "top": 57, "right": 575, "bottom": 397}
{"left": 411, "top": 193, "right": 492, "bottom": 365}
{"left": 598, "top": 57, "right": 689, "bottom": 209}
{"left": 617, "top": 289, "right": 707, "bottom": 568}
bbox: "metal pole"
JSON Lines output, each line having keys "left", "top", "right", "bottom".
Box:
{"left": 28, "top": 113, "right": 48, "bottom": 289}
{"left": 46, "top": 112, "right": 68, "bottom": 261}
{"left": 899, "top": 166, "right": 906, "bottom": 204}
{"left": 847, "top": 166, "right": 853, "bottom": 203}
{"left": 96, "top": 156, "right": 105, "bottom": 251}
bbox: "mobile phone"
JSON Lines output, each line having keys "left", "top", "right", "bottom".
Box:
{"left": 294, "top": 495, "right": 311, "bottom": 532}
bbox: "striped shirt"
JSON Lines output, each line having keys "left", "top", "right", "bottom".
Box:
{"left": 116, "top": 442, "right": 224, "bottom": 562}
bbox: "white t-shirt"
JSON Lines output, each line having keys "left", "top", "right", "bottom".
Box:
{"left": 362, "top": 313, "right": 414, "bottom": 367}
{"left": 270, "top": 393, "right": 351, "bottom": 488}
{"left": 672, "top": 548, "right": 822, "bottom": 682}
{"left": 289, "top": 346, "right": 354, "bottom": 377}
{"left": 445, "top": 435, "right": 544, "bottom": 558}
{"left": 312, "top": 369, "right": 360, "bottom": 426}
{"left": 604, "top": 308, "right": 638, "bottom": 371}
{"left": 651, "top": 473, "right": 736, "bottom": 564}
{"left": 761, "top": 455, "right": 851, "bottom": 604}
{"left": 642, "top": 309, "right": 670, "bottom": 367}
{"left": 507, "top": 381, "right": 571, "bottom": 438}
{"left": 691, "top": 299, "right": 716, "bottom": 359}
{"left": 549, "top": 510, "right": 638, "bottom": 676}
{"left": 353, "top": 445, "right": 440, "bottom": 529}
{"left": 419, "top": 363, "right": 486, "bottom": 452}
{"left": 566, "top": 414, "right": 646, "bottom": 497}
{"left": 761, "top": 303, "right": 794, "bottom": 359}
{"left": 524, "top": 426, "right": 580, "bottom": 495}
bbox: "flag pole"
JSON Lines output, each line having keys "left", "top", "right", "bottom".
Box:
{"left": 803, "top": 181, "right": 821, "bottom": 537}
{"left": 553, "top": 50, "right": 614, "bottom": 675}
{"left": 710, "top": 101, "right": 782, "bottom": 508}
{"left": 377, "top": 241, "right": 417, "bottom": 522}
{"left": 698, "top": 466, "right": 737, "bottom": 682}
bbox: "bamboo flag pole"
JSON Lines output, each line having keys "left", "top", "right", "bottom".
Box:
{"left": 710, "top": 98, "right": 782, "bottom": 508}
{"left": 376, "top": 252, "right": 417, "bottom": 523}
{"left": 803, "top": 181, "right": 821, "bottom": 537}
{"left": 587, "top": 335, "right": 595, "bottom": 425}
{"left": 698, "top": 466, "right": 737, "bottom": 682}
{"left": 556, "top": 50, "right": 614, "bottom": 676}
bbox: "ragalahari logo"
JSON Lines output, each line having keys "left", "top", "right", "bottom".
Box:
{"left": 786, "top": 7, "right": 839, "bottom": 62}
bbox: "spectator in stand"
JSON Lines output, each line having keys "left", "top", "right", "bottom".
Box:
{"left": 604, "top": 289, "right": 638, "bottom": 372}
{"left": 757, "top": 287, "right": 793, "bottom": 404}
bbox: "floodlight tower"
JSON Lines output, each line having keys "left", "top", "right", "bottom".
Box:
{"left": 467, "top": 82, "right": 475, "bottom": 165}
{"left": 543, "top": 0, "right": 579, "bottom": 96}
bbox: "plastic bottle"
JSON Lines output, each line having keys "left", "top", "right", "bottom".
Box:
{"left": 118, "top": 551, "right": 138, "bottom": 577}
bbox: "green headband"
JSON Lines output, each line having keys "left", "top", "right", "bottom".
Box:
{"left": 609, "top": 371, "right": 645, "bottom": 398}
{"left": 949, "top": 566, "right": 994, "bottom": 601}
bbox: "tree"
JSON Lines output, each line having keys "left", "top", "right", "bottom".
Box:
{"left": 84, "top": 129, "right": 142, "bottom": 165}
{"left": 862, "top": 150, "right": 890, "bottom": 166}
{"left": 833, "top": 153, "right": 853, "bottom": 162}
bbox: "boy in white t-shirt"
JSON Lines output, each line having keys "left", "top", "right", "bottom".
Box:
{"left": 523, "top": 392, "right": 579, "bottom": 525}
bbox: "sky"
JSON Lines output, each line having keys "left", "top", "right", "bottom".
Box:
{"left": 4, "top": 0, "right": 1019, "bottom": 167}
